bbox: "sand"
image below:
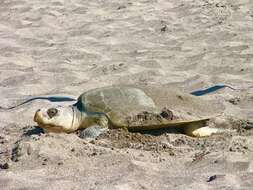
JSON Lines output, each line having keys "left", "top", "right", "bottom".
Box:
{"left": 0, "top": 0, "right": 253, "bottom": 189}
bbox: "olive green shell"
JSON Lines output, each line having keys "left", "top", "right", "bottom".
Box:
{"left": 77, "top": 86, "right": 223, "bottom": 130}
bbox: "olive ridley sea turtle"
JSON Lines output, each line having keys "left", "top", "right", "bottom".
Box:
{"left": 34, "top": 85, "right": 228, "bottom": 139}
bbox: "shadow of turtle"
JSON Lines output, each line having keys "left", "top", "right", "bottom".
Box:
{"left": 137, "top": 127, "right": 183, "bottom": 136}
{"left": 23, "top": 126, "right": 44, "bottom": 136}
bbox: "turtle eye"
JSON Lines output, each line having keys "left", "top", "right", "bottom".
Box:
{"left": 47, "top": 108, "right": 58, "bottom": 118}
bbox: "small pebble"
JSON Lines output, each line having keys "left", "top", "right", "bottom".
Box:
{"left": 91, "top": 152, "right": 97, "bottom": 156}
{"left": 161, "top": 25, "right": 167, "bottom": 32}
{"left": 207, "top": 175, "right": 217, "bottom": 182}
{"left": 117, "top": 5, "right": 126, "bottom": 10}
{"left": 0, "top": 163, "right": 9, "bottom": 169}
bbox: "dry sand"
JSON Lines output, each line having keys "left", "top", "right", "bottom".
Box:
{"left": 0, "top": 0, "right": 253, "bottom": 189}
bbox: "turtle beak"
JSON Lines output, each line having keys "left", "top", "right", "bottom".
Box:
{"left": 34, "top": 109, "right": 45, "bottom": 124}
{"left": 34, "top": 109, "right": 40, "bottom": 122}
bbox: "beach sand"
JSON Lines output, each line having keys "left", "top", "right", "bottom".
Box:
{"left": 0, "top": 0, "right": 253, "bottom": 189}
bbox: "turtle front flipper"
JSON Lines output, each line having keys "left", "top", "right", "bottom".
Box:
{"left": 79, "top": 113, "right": 109, "bottom": 140}
{"left": 79, "top": 125, "right": 108, "bottom": 140}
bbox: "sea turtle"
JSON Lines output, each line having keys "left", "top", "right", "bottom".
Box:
{"left": 34, "top": 85, "right": 225, "bottom": 139}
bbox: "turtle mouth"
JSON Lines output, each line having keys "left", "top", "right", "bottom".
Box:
{"left": 34, "top": 110, "right": 43, "bottom": 124}
{"left": 34, "top": 109, "right": 51, "bottom": 125}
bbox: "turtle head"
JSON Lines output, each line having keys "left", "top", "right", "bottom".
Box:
{"left": 34, "top": 106, "right": 81, "bottom": 133}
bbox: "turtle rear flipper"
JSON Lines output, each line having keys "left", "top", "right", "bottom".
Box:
{"left": 126, "top": 118, "right": 208, "bottom": 132}
{"left": 126, "top": 118, "right": 228, "bottom": 137}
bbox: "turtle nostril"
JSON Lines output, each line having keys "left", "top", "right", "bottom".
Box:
{"left": 37, "top": 109, "right": 41, "bottom": 112}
